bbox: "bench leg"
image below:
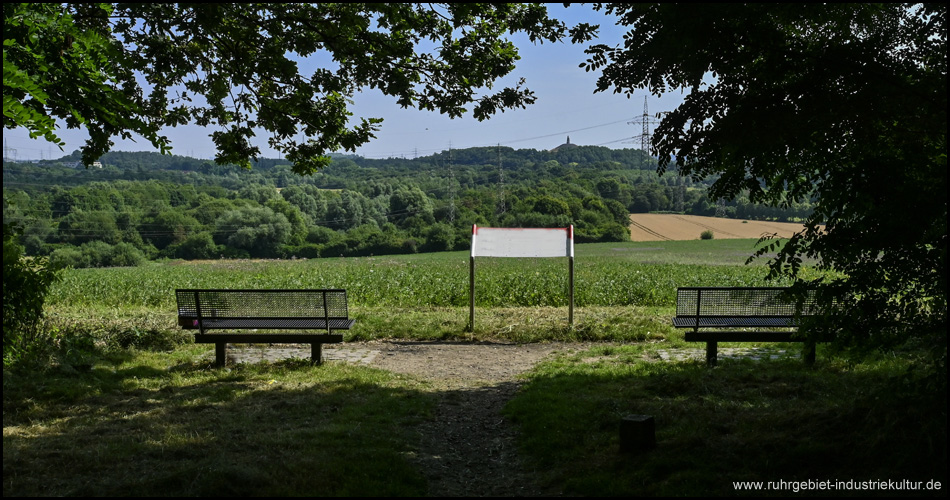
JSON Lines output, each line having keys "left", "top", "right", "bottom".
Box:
{"left": 804, "top": 341, "right": 816, "bottom": 366}
{"left": 215, "top": 342, "right": 227, "bottom": 367}
{"left": 706, "top": 341, "right": 718, "bottom": 367}
{"left": 311, "top": 343, "right": 323, "bottom": 365}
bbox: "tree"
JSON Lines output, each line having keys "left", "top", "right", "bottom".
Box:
{"left": 5, "top": 3, "right": 594, "bottom": 172}
{"left": 57, "top": 210, "right": 122, "bottom": 246}
{"left": 583, "top": 4, "right": 947, "bottom": 372}
{"left": 390, "top": 187, "right": 434, "bottom": 228}
{"left": 140, "top": 209, "right": 201, "bottom": 250}
{"left": 3, "top": 4, "right": 166, "bottom": 164}
{"left": 280, "top": 185, "right": 328, "bottom": 224}
{"left": 214, "top": 206, "right": 292, "bottom": 257}
{"left": 170, "top": 232, "right": 219, "bottom": 260}
{"left": 423, "top": 222, "right": 456, "bottom": 252}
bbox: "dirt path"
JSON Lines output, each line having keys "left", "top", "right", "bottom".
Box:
{"left": 366, "top": 341, "right": 595, "bottom": 497}
{"left": 230, "top": 341, "right": 799, "bottom": 496}
{"left": 231, "top": 341, "right": 594, "bottom": 497}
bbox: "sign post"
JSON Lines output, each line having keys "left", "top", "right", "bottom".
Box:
{"left": 468, "top": 225, "right": 574, "bottom": 331}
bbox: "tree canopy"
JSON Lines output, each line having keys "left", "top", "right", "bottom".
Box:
{"left": 4, "top": 3, "right": 594, "bottom": 172}
{"left": 3, "top": 3, "right": 165, "bottom": 160}
{"left": 582, "top": 4, "right": 947, "bottom": 371}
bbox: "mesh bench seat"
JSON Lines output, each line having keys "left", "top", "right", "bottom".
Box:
{"left": 672, "top": 286, "right": 819, "bottom": 366}
{"left": 176, "top": 289, "right": 354, "bottom": 366}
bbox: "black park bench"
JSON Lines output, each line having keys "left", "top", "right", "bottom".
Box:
{"left": 176, "top": 289, "right": 354, "bottom": 366}
{"left": 672, "top": 286, "right": 820, "bottom": 366}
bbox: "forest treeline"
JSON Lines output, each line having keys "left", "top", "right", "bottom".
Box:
{"left": 2, "top": 145, "right": 813, "bottom": 267}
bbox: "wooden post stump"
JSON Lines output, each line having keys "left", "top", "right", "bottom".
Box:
{"left": 620, "top": 414, "right": 656, "bottom": 453}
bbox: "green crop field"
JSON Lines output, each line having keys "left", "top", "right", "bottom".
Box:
{"left": 42, "top": 238, "right": 820, "bottom": 346}
{"left": 49, "top": 239, "right": 805, "bottom": 310}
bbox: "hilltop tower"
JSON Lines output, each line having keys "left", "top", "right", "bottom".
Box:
{"left": 550, "top": 136, "right": 579, "bottom": 152}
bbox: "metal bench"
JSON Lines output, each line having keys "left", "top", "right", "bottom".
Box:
{"left": 672, "top": 286, "right": 819, "bottom": 366}
{"left": 175, "top": 289, "right": 354, "bottom": 366}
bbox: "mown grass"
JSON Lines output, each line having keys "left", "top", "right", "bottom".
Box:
{"left": 506, "top": 346, "right": 947, "bottom": 496}
{"left": 4, "top": 349, "right": 434, "bottom": 496}
{"left": 5, "top": 239, "right": 945, "bottom": 496}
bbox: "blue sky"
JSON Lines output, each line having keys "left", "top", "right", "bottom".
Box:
{"left": 4, "top": 4, "right": 689, "bottom": 162}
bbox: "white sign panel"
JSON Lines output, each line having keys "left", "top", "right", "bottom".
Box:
{"left": 471, "top": 225, "right": 573, "bottom": 258}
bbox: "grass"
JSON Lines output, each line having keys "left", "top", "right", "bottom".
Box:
{"left": 5, "top": 340, "right": 944, "bottom": 496}
{"left": 4, "top": 239, "right": 945, "bottom": 496}
{"left": 506, "top": 346, "right": 947, "bottom": 496}
{"left": 4, "top": 349, "right": 434, "bottom": 496}
{"left": 42, "top": 304, "right": 676, "bottom": 346}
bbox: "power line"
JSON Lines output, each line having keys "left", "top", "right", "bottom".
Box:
{"left": 496, "top": 144, "right": 506, "bottom": 217}
{"left": 623, "top": 96, "right": 661, "bottom": 169}
{"left": 7, "top": 112, "right": 646, "bottom": 163}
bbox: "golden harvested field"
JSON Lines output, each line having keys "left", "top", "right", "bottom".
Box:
{"left": 628, "top": 213, "right": 808, "bottom": 241}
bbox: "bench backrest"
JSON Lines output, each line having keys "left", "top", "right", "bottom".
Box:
{"left": 675, "top": 287, "right": 817, "bottom": 318}
{"left": 176, "top": 289, "right": 349, "bottom": 327}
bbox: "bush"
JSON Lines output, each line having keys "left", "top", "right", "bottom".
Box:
{"left": 285, "top": 243, "right": 321, "bottom": 259}
{"left": 169, "top": 232, "right": 219, "bottom": 260}
{"left": 3, "top": 223, "right": 61, "bottom": 367}
{"left": 79, "top": 240, "right": 115, "bottom": 267}
{"left": 423, "top": 223, "right": 456, "bottom": 252}
{"left": 49, "top": 242, "right": 147, "bottom": 268}
{"left": 700, "top": 230, "right": 714, "bottom": 240}
{"left": 49, "top": 245, "right": 89, "bottom": 269}
{"left": 600, "top": 223, "right": 631, "bottom": 242}
{"left": 109, "top": 242, "right": 147, "bottom": 267}
{"left": 306, "top": 225, "right": 340, "bottom": 245}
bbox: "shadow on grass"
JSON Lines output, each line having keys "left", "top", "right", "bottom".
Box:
{"left": 5, "top": 345, "right": 946, "bottom": 497}
{"left": 505, "top": 349, "right": 948, "bottom": 497}
{"left": 3, "top": 359, "right": 433, "bottom": 497}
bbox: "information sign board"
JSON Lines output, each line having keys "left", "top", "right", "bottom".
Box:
{"left": 468, "top": 225, "right": 574, "bottom": 329}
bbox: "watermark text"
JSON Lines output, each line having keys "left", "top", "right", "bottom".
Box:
{"left": 733, "top": 479, "right": 942, "bottom": 493}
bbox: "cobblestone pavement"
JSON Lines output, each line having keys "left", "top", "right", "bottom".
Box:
{"left": 227, "top": 344, "right": 379, "bottom": 365}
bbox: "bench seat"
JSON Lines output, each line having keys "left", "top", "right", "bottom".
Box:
{"left": 672, "top": 286, "right": 819, "bottom": 365}
{"left": 672, "top": 316, "right": 803, "bottom": 329}
{"left": 180, "top": 317, "right": 355, "bottom": 330}
{"left": 176, "top": 288, "right": 353, "bottom": 366}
